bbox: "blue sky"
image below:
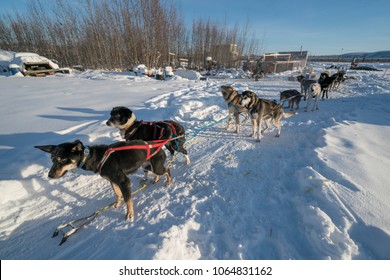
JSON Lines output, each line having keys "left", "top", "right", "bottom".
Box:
{"left": 1, "top": 0, "right": 389, "bottom": 55}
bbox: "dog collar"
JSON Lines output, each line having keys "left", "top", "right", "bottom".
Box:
{"left": 124, "top": 121, "right": 141, "bottom": 139}
{"left": 79, "top": 147, "right": 90, "bottom": 168}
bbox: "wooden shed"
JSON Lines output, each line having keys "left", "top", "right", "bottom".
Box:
{"left": 261, "top": 51, "right": 308, "bottom": 73}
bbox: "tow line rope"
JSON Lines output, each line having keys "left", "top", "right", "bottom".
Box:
{"left": 186, "top": 112, "right": 248, "bottom": 142}
{"left": 186, "top": 115, "right": 229, "bottom": 140}
{"left": 52, "top": 183, "right": 149, "bottom": 246}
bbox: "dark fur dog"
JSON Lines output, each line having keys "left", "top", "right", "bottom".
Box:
{"left": 220, "top": 85, "right": 248, "bottom": 133}
{"left": 330, "top": 71, "right": 346, "bottom": 90}
{"left": 106, "top": 106, "right": 190, "bottom": 164}
{"left": 318, "top": 72, "right": 338, "bottom": 99}
{"left": 239, "top": 91, "right": 295, "bottom": 141}
{"left": 279, "top": 89, "right": 302, "bottom": 111}
{"left": 35, "top": 140, "right": 171, "bottom": 220}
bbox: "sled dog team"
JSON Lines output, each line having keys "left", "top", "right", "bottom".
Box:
{"left": 36, "top": 84, "right": 321, "bottom": 220}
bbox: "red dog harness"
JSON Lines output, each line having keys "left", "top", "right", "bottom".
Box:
{"left": 97, "top": 139, "right": 171, "bottom": 174}
{"left": 125, "top": 120, "right": 177, "bottom": 140}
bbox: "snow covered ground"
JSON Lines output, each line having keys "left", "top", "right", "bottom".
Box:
{"left": 0, "top": 64, "right": 389, "bottom": 260}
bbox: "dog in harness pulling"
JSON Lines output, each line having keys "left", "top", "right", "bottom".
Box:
{"left": 35, "top": 139, "right": 171, "bottom": 221}
{"left": 106, "top": 106, "right": 190, "bottom": 164}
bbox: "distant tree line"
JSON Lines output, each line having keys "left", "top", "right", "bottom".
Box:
{"left": 0, "top": 0, "right": 259, "bottom": 69}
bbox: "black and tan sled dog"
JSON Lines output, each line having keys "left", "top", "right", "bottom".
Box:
{"left": 35, "top": 140, "right": 171, "bottom": 220}
{"left": 106, "top": 106, "right": 190, "bottom": 164}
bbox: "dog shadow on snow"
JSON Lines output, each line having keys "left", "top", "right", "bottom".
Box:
{"left": 37, "top": 106, "right": 108, "bottom": 122}
{"left": 0, "top": 106, "right": 110, "bottom": 149}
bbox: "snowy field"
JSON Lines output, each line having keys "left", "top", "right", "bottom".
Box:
{"left": 0, "top": 63, "right": 389, "bottom": 260}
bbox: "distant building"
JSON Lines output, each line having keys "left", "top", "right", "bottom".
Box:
{"left": 261, "top": 51, "right": 308, "bottom": 73}
{"left": 212, "top": 44, "right": 239, "bottom": 68}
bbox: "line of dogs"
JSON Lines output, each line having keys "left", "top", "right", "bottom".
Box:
{"left": 297, "top": 70, "right": 346, "bottom": 102}
{"left": 36, "top": 79, "right": 342, "bottom": 221}
{"left": 278, "top": 70, "right": 346, "bottom": 114}
{"left": 279, "top": 86, "right": 321, "bottom": 112}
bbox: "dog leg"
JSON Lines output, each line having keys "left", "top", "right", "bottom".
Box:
{"left": 142, "top": 161, "right": 154, "bottom": 182}
{"left": 177, "top": 140, "right": 190, "bottom": 165}
{"left": 234, "top": 114, "right": 240, "bottom": 133}
{"left": 165, "top": 143, "right": 175, "bottom": 157}
{"left": 142, "top": 170, "right": 149, "bottom": 182}
{"left": 305, "top": 97, "right": 310, "bottom": 112}
{"left": 313, "top": 97, "right": 319, "bottom": 111}
{"left": 153, "top": 175, "right": 160, "bottom": 183}
{"left": 112, "top": 174, "right": 133, "bottom": 221}
{"left": 110, "top": 182, "right": 123, "bottom": 208}
{"left": 165, "top": 167, "right": 172, "bottom": 186}
{"left": 273, "top": 119, "right": 281, "bottom": 137}
{"left": 184, "top": 154, "right": 190, "bottom": 165}
{"left": 256, "top": 118, "right": 262, "bottom": 142}
{"left": 289, "top": 100, "right": 293, "bottom": 111}
{"left": 125, "top": 198, "right": 134, "bottom": 221}
{"left": 261, "top": 118, "right": 271, "bottom": 135}
{"left": 250, "top": 118, "right": 257, "bottom": 138}
{"left": 226, "top": 114, "right": 233, "bottom": 130}
{"left": 123, "top": 183, "right": 134, "bottom": 221}
{"left": 149, "top": 151, "right": 172, "bottom": 185}
{"left": 166, "top": 156, "right": 174, "bottom": 166}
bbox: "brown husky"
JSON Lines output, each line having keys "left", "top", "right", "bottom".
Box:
{"left": 239, "top": 91, "right": 296, "bottom": 142}
{"left": 220, "top": 85, "right": 248, "bottom": 133}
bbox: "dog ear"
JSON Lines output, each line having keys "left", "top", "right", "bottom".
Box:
{"left": 71, "top": 140, "right": 84, "bottom": 153}
{"left": 124, "top": 107, "right": 133, "bottom": 117}
{"left": 34, "top": 145, "right": 56, "bottom": 154}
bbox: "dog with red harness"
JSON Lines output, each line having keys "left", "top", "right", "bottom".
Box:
{"left": 35, "top": 139, "right": 171, "bottom": 221}
{"left": 106, "top": 106, "right": 190, "bottom": 164}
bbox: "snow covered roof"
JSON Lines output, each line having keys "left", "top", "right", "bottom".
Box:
{"left": 0, "top": 50, "right": 59, "bottom": 70}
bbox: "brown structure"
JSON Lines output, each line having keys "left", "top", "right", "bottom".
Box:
{"left": 212, "top": 44, "right": 239, "bottom": 68}
{"left": 261, "top": 51, "right": 308, "bottom": 73}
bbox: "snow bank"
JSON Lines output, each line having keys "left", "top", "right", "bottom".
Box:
{"left": 174, "top": 69, "right": 203, "bottom": 80}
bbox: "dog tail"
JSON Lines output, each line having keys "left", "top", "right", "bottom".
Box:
{"left": 283, "top": 111, "right": 297, "bottom": 119}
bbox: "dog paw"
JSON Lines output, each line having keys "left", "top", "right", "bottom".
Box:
{"left": 153, "top": 175, "right": 160, "bottom": 184}
{"left": 125, "top": 215, "right": 134, "bottom": 222}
